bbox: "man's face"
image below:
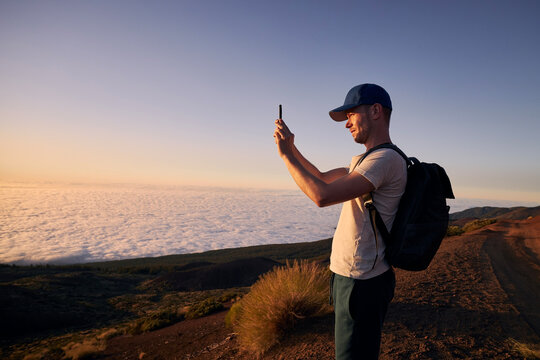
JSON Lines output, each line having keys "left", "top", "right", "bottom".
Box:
{"left": 345, "top": 105, "right": 372, "bottom": 144}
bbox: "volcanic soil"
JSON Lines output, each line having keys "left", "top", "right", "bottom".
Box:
{"left": 99, "top": 217, "right": 540, "bottom": 359}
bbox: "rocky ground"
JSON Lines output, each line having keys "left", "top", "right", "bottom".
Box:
{"left": 98, "top": 217, "right": 540, "bottom": 359}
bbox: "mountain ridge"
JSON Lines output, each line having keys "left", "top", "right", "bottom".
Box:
{"left": 449, "top": 205, "right": 539, "bottom": 220}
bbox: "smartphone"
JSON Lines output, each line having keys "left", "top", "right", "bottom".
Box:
{"left": 279, "top": 104, "right": 282, "bottom": 119}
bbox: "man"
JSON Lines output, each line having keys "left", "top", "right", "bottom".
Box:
{"left": 273, "top": 83, "right": 407, "bottom": 359}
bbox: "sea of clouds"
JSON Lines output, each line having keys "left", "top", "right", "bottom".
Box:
{"left": 0, "top": 182, "right": 534, "bottom": 265}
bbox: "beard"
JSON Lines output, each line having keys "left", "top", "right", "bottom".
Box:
{"left": 353, "top": 126, "right": 370, "bottom": 144}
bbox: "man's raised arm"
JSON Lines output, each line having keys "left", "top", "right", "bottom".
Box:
{"left": 274, "top": 119, "right": 374, "bottom": 207}
{"left": 291, "top": 145, "right": 348, "bottom": 183}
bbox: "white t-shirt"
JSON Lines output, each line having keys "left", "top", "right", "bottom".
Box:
{"left": 329, "top": 148, "right": 407, "bottom": 280}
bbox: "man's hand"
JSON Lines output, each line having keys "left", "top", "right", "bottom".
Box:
{"left": 274, "top": 119, "right": 295, "bottom": 158}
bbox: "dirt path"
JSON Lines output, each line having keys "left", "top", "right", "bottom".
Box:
{"left": 483, "top": 218, "right": 540, "bottom": 336}
{"left": 99, "top": 218, "right": 540, "bottom": 359}
{"left": 381, "top": 218, "right": 540, "bottom": 359}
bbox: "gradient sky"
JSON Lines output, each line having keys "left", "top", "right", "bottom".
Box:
{"left": 1, "top": 0, "right": 539, "bottom": 203}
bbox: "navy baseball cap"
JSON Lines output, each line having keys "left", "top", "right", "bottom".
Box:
{"left": 329, "top": 83, "right": 392, "bottom": 121}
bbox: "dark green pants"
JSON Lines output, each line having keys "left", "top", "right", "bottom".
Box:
{"left": 331, "top": 270, "right": 395, "bottom": 360}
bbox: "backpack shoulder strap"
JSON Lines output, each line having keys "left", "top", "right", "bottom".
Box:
{"left": 352, "top": 143, "right": 411, "bottom": 172}
{"left": 357, "top": 143, "right": 408, "bottom": 247}
{"left": 375, "top": 143, "right": 412, "bottom": 166}
{"left": 351, "top": 142, "right": 405, "bottom": 172}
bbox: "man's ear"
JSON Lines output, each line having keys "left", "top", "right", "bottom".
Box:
{"left": 371, "top": 103, "right": 383, "bottom": 119}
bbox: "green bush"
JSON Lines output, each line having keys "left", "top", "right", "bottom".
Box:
{"left": 185, "top": 298, "right": 224, "bottom": 320}
{"left": 127, "top": 308, "right": 184, "bottom": 335}
{"left": 463, "top": 219, "right": 496, "bottom": 233}
{"left": 446, "top": 219, "right": 497, "bottom": 237}
{"left": 218, "top": 291, "right": 241, "bottom": 303}
{"left": 233, "top": 260, "right": 332, "bottom": 355}
{"left": 447, "top": 225, "right": 464, "bottom": 236}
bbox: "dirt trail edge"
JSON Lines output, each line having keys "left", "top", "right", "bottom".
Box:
{"left": 483, "top": 218, "right": 540, "bottom": 337}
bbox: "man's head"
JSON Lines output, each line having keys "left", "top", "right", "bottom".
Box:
{"left": 329, "top": 83, "right": 392, "bottom": 122}
{"left": 342, "top": 104, "right": 382, "bottom": 144}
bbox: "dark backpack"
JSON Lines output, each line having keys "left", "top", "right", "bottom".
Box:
{"left": 356, "top": 143, "right": 455, "bottom": 271}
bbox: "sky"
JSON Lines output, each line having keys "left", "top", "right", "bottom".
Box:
{"left": 1, "top": 0, "right": 539, "bottom": 203}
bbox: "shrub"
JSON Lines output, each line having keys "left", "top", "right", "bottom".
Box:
{"left": 23, "top": 347, "right": 64, "bottom": 360}
{"left": 127, "top": 308, "right": 185, "bottom": 335}
{"left": 447, "top": 225, "right": 464, "bottom": 236}
{"left": 62, "top": 339, "right": 105, "bottom": 360}
{"left": 218, "top": 290, "right": 242, "bottom": 303}
{"left": 463, "top": 218, "right": 496, "bottom": 233}
{"left": 233, "top": 260, "right": 332, "bottom": 355}
{"left": 185, "top": 297, "right": 224, "bottom": 320}
{"left": 97, "top": 327, "right": 121, "bottom": 340}
{"left": 508, "top": 338, "right": 540, "bottom": 358}
{"left": 224, "top": 302, "right": 242, "bottom": 328}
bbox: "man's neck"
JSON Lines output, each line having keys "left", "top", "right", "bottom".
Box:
{"left": 364, "top": 136, "right": 392, "bottom": 152}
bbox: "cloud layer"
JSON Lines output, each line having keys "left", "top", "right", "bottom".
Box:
{"left": 0, "top": 183, "right": 529, "bottom": 265}
{"left": 1, "top": 184, "right": 342, "bottom": 265}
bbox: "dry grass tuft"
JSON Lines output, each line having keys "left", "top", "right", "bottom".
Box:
{"left": 508, "top": 338, "right": 540, "bottom": 359}
{"left": 232, "top": 259, "right": 332, "bottom": 355}
{"left": 62, "top": 338, "right": 105, "bottom": 360}
{"left": 97, "top": 327, "right": 121, "bottom": 340}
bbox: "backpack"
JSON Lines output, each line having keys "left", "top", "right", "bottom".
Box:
{"left": 356, "top": 143, "right": 455, "bottom": 271}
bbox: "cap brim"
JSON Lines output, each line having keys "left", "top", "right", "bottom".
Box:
{"left": 329, "top": 104, "right": 357, "bottom": 121}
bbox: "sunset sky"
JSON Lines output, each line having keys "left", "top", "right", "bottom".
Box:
{"left": 1, "top": 0, "right": 539, "bottom": 203}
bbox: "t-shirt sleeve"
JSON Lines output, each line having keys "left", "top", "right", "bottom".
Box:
{"left": 354, "top": 149, "right": 403, "bottom": 190}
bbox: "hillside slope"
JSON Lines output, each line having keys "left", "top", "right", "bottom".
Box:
{"left": 143, "top": 257, "right": 282, "bottom": 291}
{"left": 101, "top": 217, "right": 540, "bottom": 359}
